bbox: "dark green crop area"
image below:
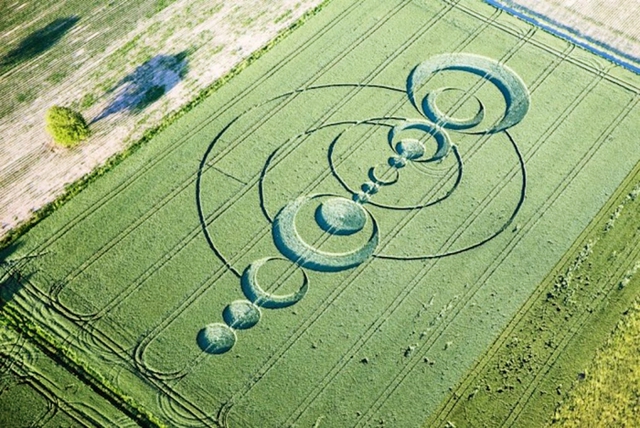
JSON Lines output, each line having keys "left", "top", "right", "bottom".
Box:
{"left": 2, "top": 0, "right": 640, "bottom": 426}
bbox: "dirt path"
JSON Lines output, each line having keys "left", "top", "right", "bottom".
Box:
{"left": 0, "top": 0, "right": 323, "bottom": 239}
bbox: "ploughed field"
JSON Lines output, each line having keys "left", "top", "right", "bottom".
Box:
{"left": 2, "top": 0, "right": 640, "bottom": 426}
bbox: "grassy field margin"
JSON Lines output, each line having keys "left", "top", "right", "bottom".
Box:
{"left": 0, "top": 303, "right": 165, "bottom": 427}
{"left": 550, "top": 295, "right": 640, "bottom": 426}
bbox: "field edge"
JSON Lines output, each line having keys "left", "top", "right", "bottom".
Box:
{"left": 424, "top": 149, "right": 640, "bottom": 427}
{"left": 0, "top": 0, "right": 333, "bottom": 254}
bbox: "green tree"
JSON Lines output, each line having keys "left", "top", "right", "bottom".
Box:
{"left": 45, "top": 106, "right": 90, "bottom": 147}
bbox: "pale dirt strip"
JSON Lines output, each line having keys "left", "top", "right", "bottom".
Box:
{"left": 0, "top": 0, "right": 323, "bottom": 240}
{"left": 487, "top": 0, "right": 640, "bottom": 69}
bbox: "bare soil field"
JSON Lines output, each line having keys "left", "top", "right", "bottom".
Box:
{"left": 488, "top": 0, "right": 640, "bottom": 70}
{"left": 0, "top": 0, "right": 323, "bottom": 240}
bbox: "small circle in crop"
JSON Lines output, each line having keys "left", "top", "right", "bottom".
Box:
{"left": 197, "top": 323, "right": 237, "bottom": 354}
{"left": 223, "top": 300, "right": 261, "bottom": 330}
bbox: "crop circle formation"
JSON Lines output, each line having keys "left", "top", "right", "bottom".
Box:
{"left": 196, "top": 53, "right": 530, "bottom": 354}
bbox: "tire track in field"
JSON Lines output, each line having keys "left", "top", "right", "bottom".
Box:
{"left": 428, "top": 95, "right": 640, "bottom": 427}
{"left": 4, "top": 375, "right": 60, "bottom": 427}
{"left": 358, "top": 79, "right": 637, "bottom": 428}
{"left": 0, "top": 326, "right": 31, "bottom": 376}
{"left": 0, "top": 328, "right": 104, "bottom": 427}
{"left": 9, "top": 280, "right": 220, "bottom": 428}
{"left": 21, "top": 375, "right": 99, "bottom": 428}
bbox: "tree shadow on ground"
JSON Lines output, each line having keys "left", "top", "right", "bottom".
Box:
{"left": 0, "top": 272, "right": 26, "bottom": 310}
{"left": 0, "top": 242, "right": 27, "bottom": 309}
{"left": 0, "top": 16, "right": 80, "bottom": 74}
{"left": 92, "top": 51, "right": 189, "bottom": 123}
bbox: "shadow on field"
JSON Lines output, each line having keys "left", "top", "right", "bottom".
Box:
{"left": 0, "top": 242, "right": 27, "bottom": 308}
{"left": 0, "top": 16, "right": 80, "bottom": 74}
{"left": 92, "top": 51, "right": 190, "bottom": 122}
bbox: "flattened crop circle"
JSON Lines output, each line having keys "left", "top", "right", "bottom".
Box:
{"left": 223, "top": 300, "right": 261, "bottom": 330}
{"left": 197, "top": 323, "right": 237, "bottom": 354}
{"left": 273, "top": 195, "right": 379, "bottom": 272}
{"left": 315, "top": 197, "right": 367, "bottom": 236}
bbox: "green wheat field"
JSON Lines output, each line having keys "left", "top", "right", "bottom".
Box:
{"left": 2, "top": 0, "right": 640, "bottom": 426}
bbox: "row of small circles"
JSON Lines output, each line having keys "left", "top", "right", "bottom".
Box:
{"left": 198, "top": 257, "right": 309, "bottom": 354}
{"left": 355, "top": 120, "right": 453, "bottom": 204}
